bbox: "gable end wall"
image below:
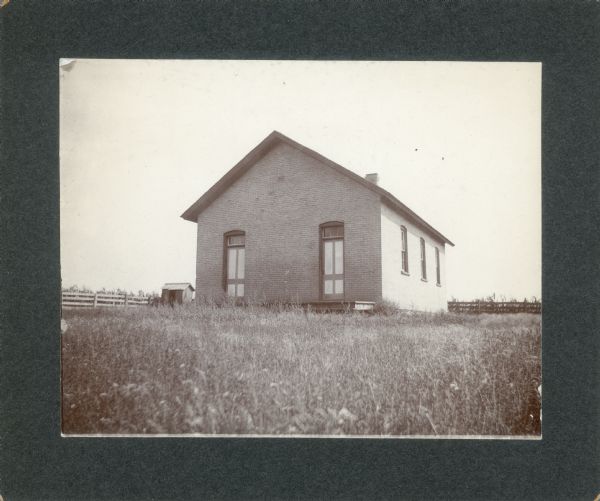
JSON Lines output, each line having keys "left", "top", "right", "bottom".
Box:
{"left": 195, "top": 143, "right": 382, "bottom": 303}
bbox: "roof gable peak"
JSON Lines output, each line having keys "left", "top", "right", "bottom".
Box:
{"left": 181, "top": 131, "right": 453, "bottom": 246}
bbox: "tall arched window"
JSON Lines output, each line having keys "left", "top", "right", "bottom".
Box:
{"left": 320, "top": 222, "right": 344, "bottom": 299}
{"left": 224, "top": 231, "right": 245, "bottom": 297}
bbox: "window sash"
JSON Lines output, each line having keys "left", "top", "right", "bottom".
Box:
{"left": 435, "top": 247, "right": 441, "bottom": 285}
{"left": 324, "top": 240, "right": 333, "bottom": 275}
{"left": 334, "top": 240, "right": 343, "bottom": 274}
{"left": 323, "top": 241, "right": 344, "bottom": 274}
{"left": 401, "top": 226, "right": 409, "bottom": 273}
{"left": 227, "top": 248, "right": 245, "bottom": 279}
{"left": 321, "top": 224, "right": 344, "bottom": 298}
{"left": 237, "top": 248, "right": 245, "bottom": 279}
{"left": 227, "top": 234, "right": 245, "bottom": 247}
{"left": 227, "top": 283, "right": 244, "bottom": 297}
{"left": 322, "top": 225, "right": 344, "bottom": 239}
{"left": 323, "top": 278, "right": 344, "bottom": 295}
{"left": 225, "top": 233, "right": 245, "bottom": 297}
{"left": 227, "top": 248, "right": 237, "bottom": 279}
{"left": 420, "top": 238, "right": 427, "bottom": 280}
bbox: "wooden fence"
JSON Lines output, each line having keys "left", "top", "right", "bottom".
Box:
{"left": 62, "top": 291, "right": 150, "bottom": 308}
{"left": 448, "top": 301, "right": 541, "bottom": 314}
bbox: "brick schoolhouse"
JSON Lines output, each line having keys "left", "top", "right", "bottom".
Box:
{"left": 182, "top": 131, "right": 454, "bottom": 311}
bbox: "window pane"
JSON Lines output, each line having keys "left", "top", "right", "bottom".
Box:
{"left": 227, "top": 284, "right": 236, "bottom": 296}
{"left": 334, "top": 240, "right": 343, "bottom": 274}
{"left": 237, "top": 248, "right": 245, "bottom": 279}
{"left": 237, "top": 284, "right": 244, "bottom": 297}
{"left": 402, "top": 228, "right": 409, "bottom": 272}
{"left": 335, "top": 279, "right": 344, "bottom": 294}
{"left": 228, "top": 234, "right": 245, "bottom": 246}
{"left": 421, "top": 241, "right": 427, "bottom": 279}
{"left": 323, "top": 225, "right": 343, "bottom": 238}
{"left": 324, "top": 280, "right": 333, "bottom": 294}
{"left": 324, "top": 241, "right": 333, "bottom": 275}
{"left": 228, "top": 248, "right": 237, "bottom": 279}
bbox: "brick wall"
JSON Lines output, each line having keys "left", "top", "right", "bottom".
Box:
{"left": 195, "top": 142, "right": 382, "bottom": 303}
{"left": 380, "top": 203, "right": 448, "bottom": 311}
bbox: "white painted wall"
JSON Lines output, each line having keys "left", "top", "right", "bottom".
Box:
{"left": 380, "top": 203, "right": 448, "bottom": 311}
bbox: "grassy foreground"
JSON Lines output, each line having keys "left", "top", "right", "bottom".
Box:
{"left": 61, "top": 304, "right": 541, "bottom": 436}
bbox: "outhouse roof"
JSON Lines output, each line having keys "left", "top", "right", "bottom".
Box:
{"left": 181, "top": 131, "right": 454, "bottom": 246}
{"left": 162, "top": 283, "right": 195, "bottom": 291}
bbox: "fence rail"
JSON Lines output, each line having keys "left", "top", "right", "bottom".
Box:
{"left": 448, "top": 301, "right": 541, "bottom": 314}
{"left": 62, "top": 291, "right": 150, "bottom": 308}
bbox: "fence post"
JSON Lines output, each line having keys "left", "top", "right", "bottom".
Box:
{"left": 93, "top": 293, "right": 98, "bottom": 308}
{"left": 124, "top": 293, "right": 128, "bottom": 307}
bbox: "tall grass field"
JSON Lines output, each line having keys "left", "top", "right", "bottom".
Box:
{"left": 61, "top": 304, "right": 541, "bottom": 436}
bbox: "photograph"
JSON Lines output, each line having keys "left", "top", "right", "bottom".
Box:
{"left": 60, "top": 59, "right": 541, "bottom": 437}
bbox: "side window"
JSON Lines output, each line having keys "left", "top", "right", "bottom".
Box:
{"left": 420, "top": 237, "right": 427, "bottom": 280}
{"left": 320, "top": 222, "right": 344, "bottom": 299}
{"left": 435, "top": 247, "right": 441, "bottom": 286}
{"left": 401, "top": 226, "right": 409, "bottom": 274}
{"left": 224, "top": 231, "right": 245, "bottom": 297}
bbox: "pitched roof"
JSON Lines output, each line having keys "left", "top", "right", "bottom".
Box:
{"left": 162, "top": 283, "right": 195, "bottom": 291}
{"left": 181, "top": 131, "right": 454, "bottom": 246}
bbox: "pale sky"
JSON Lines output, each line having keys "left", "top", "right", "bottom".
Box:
{"left": 60, "top": 59, "right": 541, "bottom": 300}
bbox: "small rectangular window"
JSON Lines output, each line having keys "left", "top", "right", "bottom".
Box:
{"left": 435, "top": 247, "right": 441, "bottom": 285}
{"left": 323, "top": 226, "right": 344, "bottom": 239}
{"left": 401, "top": 226, "right": 409, "bottom": 273}
{"left": 420, "top": 238, "right": 427, "bottom": 280}
{"left": 227, "top": 235, "right": 245, "bottom": 247}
